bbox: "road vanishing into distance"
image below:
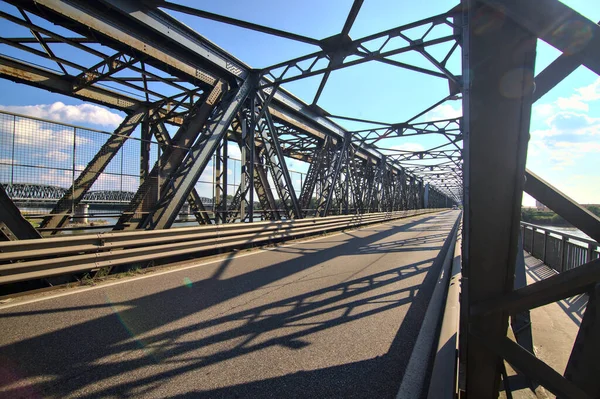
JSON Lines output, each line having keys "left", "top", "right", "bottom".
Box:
{"left": 0, "top": 211, "right": 460, "bottom": 399}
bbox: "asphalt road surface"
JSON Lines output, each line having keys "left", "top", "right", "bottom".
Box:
{"left": 0, "top": 210, "right": 459, "bottom": 399}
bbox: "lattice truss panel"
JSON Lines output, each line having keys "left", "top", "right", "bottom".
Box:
{"left": 0, "top": 0, "right": 459, "bottom": 235}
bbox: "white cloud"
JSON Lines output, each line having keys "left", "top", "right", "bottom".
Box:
{"left": 0, "top": 102, "right": 123, "bottom": 128}
{"left": 548, "top": 77, "right": 600, "bottom": 113}
{"left": 0, "top": 118, "right": 92, "bottom": 150}
{"left": 425, "top": 103, "right": 462, "bottom": 120}
{"left": 46, "top": 151, "right": 70, "bottom": 162}
{"left": 529, "top": 138, "right": 600, "bottom": 170}
{"left": 532, "top": 103, "right": 555, "bottom": 118}
{"left": 556, "top": 96, "right": 588, "bottom": 111}
{"left": 576, "top": 78, "right": 600, "bottom": 102}
{"left": 530, "top": 111, "right": 600, "bottom": 140}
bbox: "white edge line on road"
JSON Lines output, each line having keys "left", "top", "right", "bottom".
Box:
{"left": 0, "top": 213, "right": 434, "bottom": 310}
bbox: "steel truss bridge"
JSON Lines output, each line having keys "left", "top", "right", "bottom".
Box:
{"left": 0, "top": 1, "right": 599, "bottom": 398}
{"left": 2, "top": 183, "right": 136, "bottom": 204}
{"left": 1, "top": 183, "right": 216, "bottom": 206}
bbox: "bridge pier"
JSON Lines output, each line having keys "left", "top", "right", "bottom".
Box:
{"left": 180, "top": 202, "right": 191, "bottom": 221}
{"left": 73, "top": 204, "right": 89, "bottom": 225}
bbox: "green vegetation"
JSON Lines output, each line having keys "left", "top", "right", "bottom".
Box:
{"left": 522, "top": 205, "right": 600, "bottom": 226}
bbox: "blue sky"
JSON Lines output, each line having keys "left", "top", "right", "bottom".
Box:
{"left": 0, "top": 0, "right": 598, "bottom": 205}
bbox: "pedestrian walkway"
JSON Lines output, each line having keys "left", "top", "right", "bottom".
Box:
{"left": 500, "top": 253, "right": 586, "bottom": 399}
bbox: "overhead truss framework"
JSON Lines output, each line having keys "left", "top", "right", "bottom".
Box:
{"left": 0, "top": 0, "right": 459, "bottom": 233}
{"left": 2, "top": 0, "right": 598, "bottom": 396}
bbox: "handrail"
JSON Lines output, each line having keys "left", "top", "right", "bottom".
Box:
{"left": 520, "top": 221, "right": 597, "bottom": 246}
{"left": 520, "top": 221, "right": 599, "bottom": 274}
{"left": 0, "top": 209, "right": 447, "bottom": 285}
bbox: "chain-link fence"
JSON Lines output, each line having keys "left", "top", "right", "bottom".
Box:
{"left": 0, "top": 110, "right": 305, "bottom": 231}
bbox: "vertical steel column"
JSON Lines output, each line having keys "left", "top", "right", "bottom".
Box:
{"left": 462, "top": 1, "right": 536, "bottom": 398}
{"left": 344, "top": 144, "right": 350, "bottom": 215}
{"left": 221, "top": 137, "right": 228, "bottom": 223}
{"left": 261, "top": 109, "right": 302, "bottom": 219}
{"left": 299, "top": 137, "right": 328, "bottom": 216}
{"left": 215, "top": 140, "right": 226, "bottom": 224}
{"left": 140, "top": 113, "right": 150, "bottom": 187}
{"left": 316, "top": 134, "right": 350, "bottom": 217}
{"left": 143, "top": 76, "right": 255, "bottom": 229}
{"left": 0, "top": 184, "right": 41, "bottom": 240}
{"left": 564, "top": 283, "right": 600, "bottom": 397}
{"left": 117, "top": 87, "right": 222, "bottom": 229}
{"left": 247, "top": 100, "right": 255, "bottom": 222}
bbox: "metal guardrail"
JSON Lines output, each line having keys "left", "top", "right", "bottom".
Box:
{"left": 521, "top": 222, "right": 599, "bottom": 273}
{"left": 0, "top": 209, "right": 446, "bottom": 285}
{"left": 427, "top": 234, "right": 462, "bottom": 399}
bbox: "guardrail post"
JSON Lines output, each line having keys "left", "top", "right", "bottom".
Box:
{"left": 560, "top": 236, "right": 568, "bottom": 273}
{"left": 588, "top": 244, "right": 598, "bottom": 263}
{"left": 543, "top": 230, "right": 549, "bottom": 264}
{"left": 531, "top": 226, "right": 535, "bottom": 255}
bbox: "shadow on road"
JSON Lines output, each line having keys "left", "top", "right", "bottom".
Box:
{"left": 524, "top": 253, "right": 587, "bottom": 326}
{"left": 0, "top": 212, "right": 456, "bottom": 398}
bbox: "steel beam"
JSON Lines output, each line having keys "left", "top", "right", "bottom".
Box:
{"left": 143, "top": 120, "right": 212, "bottom": 225}
{"left": 117, "top": 83, "right": 225, "bottom": 229}
{"left": 316, "top": 134, "right": 351, "bottom": 216}
{"left": 470, "top": 333, "right": 590, "bottom": 399}
{"left": 524, "top": 170, "right": 600, "bottom": 243}
{"left": 143, "top": 76, "right": 256, "bottom": 229}
{"left": 17, "top": 0, "right": 218, "bottom": 86}
{"left": 299, "top": 138, "right": 329, "bottom": 215}
{"left": 157, "top": 1, "right": 321, "bottom": 46}
{"left": 257, "top": 107, "right": 302, "bottom": 219}
{"left": 462, "top": 1, "right": 537, "bottom": 398}
{"left": 0, "top": 56, "right": 139, "bottom": 112}
{"left": 260, "top": 12, "right": 458, "bottom": 87}
{"left": 0, "top": 184, "right": 41, "bottom": 240}
{"left": 471, "top": 257, "right": 600, "bottom": 317}
{"left": 564, "top": 283, "right": 600, "bottom": 398}
{"left": 482, "top": 0, "right": 600, "bottom": 77}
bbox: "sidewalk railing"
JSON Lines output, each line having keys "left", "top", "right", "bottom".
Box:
{"left": 521, "top": 221, "right": 599, "bottom": 273}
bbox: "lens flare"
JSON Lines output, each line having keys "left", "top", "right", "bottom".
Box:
{"left": 183, "top": 277, "right": 193, "bottom": 288}
{"left": 551, "top": 20, "right": 593, "bottom": 56}
{"left": 104, "top": 292, "right": 160, "bottom": 362}
{"left": 499, "top": 68, "right": 535, "bottom": 99}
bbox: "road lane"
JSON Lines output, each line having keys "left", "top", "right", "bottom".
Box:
{"left": 0, "top": 210, "right": 459, "bottom": 399}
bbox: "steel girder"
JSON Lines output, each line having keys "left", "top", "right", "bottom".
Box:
{"left": 315, "top": 134, "right": 351, "bottom": 217}
{"left": 524, "top": 170, "right": 600, "bottom": 243}
{"left": 298, "top": 137, "right": 330, "bottom": 216}
{"left": 142, "top": 76, "right": 256, "bottom": 229}
{"left": 0, "top": 0, "right": 452, "bottom": 208}
{"left": 0, "top": 0, "right": 456, "bottom": 246}
{"left": 0, "top": 184, "right": 41, "bottom": 240}
{"left": 116, "top": 84, "right": 224, "bottom": 229}
{"left": 144, "top": 121, "right": 212, "bottom": 225}
{"left": 461, "top": 1, "right": 537, "bottom": 397}
{"left": 259, "top": 11, "right": 459, "bottom": 89}
{"left": 227, "top": 105, "right": 283, "bottom": 223}
{"left": 255, "top": 98, "right": 302, "bottom": 220}
{"left": 352, "top": 118, "right": 462, "bottom": 146}
{"left": 459, "top": 0, "right": 600, "bottom": 397}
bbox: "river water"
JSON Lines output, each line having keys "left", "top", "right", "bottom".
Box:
{"left": 534, "top": 225, "right": 592, "bottom": 241}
